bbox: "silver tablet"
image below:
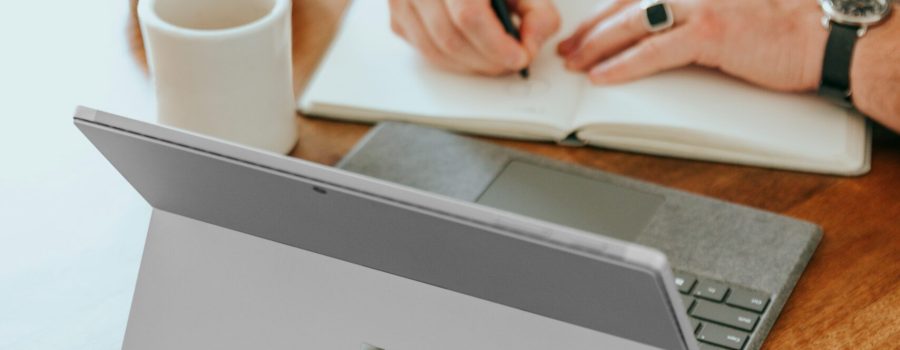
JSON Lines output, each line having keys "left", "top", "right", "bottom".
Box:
{"left": 75, "top": 106, "right": 697, "bottom": 350}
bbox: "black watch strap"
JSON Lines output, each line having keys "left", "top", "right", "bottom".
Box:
{"left": 818, "top": 23, "right": 859, "bottom": 108}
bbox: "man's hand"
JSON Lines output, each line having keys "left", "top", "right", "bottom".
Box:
{"left": 557, "top": 0, "right": 827, "bottom": 92}
{"left": 389, "top": 0, "right": 560, "bottom": 75}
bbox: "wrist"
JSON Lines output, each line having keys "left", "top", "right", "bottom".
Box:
{"left": 785, "top": 0, "right": 829, "bottom": 91}
{"left": 802, "top": 10, "right": 829, "bottom": 91}
{"left": 851, "top": 4, "right": 899, "bottom": 117}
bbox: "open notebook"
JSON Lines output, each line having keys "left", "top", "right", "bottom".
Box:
{"left": 299, "top": 0, "right": 870, "bottom": 176}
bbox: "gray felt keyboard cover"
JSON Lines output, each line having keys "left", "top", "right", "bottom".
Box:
{"left": 336, "top": 122, "right": 822, "bottom": 350}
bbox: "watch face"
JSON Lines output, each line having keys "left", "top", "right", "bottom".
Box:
{"left": 823, "top": 0, "right": 892, "bottom": 25}
{"left": 835, "top": 0, "right": 888, "bottom": 16}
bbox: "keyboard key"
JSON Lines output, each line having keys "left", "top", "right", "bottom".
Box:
{"left": 726, "top": 289, "right": 770, "bottom": 313}
{"left": 693, "top": 280, "right": 729, "bottom": 302}
{"left": 691, "top": 300, "right": 759, "bottom": 332}
{"left": 696, "top": 322, "right": 748, "bottom": 350}
{"left": 674, "top": 272, "right": 697, "bottom": 294}
{"left": 681, "top": 295, "right": 695, "bottom": 311}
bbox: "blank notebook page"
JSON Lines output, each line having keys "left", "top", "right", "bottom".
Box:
{"left": 573, "top": 68, "right": 862, "bottom": 161}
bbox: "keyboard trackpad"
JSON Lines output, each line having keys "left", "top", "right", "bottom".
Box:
{"left": 476, "top": 161, "right": 663, "bottom": 241}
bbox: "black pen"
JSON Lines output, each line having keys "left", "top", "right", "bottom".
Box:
{"left": 490, "top": 0, "right": 529, "bottom": 79}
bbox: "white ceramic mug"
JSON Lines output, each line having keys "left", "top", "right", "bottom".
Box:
{"left": 138, "top": 0, "right": 297, "bottom": 154}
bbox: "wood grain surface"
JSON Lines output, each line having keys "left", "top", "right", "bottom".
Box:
{"left": 128, "top": 1, "right": 900, "bottom": 348}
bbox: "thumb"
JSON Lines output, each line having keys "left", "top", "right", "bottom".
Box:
{"left": 513, "top": 0, "right": 561, "bottom": 58}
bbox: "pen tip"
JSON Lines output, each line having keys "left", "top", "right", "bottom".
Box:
{"left": 520, "top": 68, "right": 529, "bottom": 79}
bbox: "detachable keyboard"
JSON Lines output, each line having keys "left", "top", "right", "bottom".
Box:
{"left": 673, "top": 271, "right": 771, "bottom": 350}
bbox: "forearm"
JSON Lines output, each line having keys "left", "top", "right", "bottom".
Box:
{"left": 851, "top": 4, "right": 900, "bottom": 132}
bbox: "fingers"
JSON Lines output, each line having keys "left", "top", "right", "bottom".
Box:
{"left": 390, "top": 0, "right": 468, "bottom": 73}
{"left": 557, "top": 0, "right": 632, "bottom": 56}
{"left": 588, "top": 27, "right": 696, "bottom": 84}
{"left": 446, "top": 0, "right": 530, "bottom": 70}
{"left": 563, "top": 3, "right": 650, "bottom": 71}
{"left": 513, "top": 0, "right": 561, "bottom": 58}
{"left": 389, "top": 0, "right": 531, "bottom": 75}
{"left": 412, "top": 1, "right": 506, "bottom": 74}
{"left": 563, "top": 0, "right": 693, "bottom": 73}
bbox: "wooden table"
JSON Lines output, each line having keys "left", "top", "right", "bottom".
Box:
{"left": 126, "top": 1, "right": 900, "bottom": 348}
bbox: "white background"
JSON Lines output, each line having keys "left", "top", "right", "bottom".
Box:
{"left": 0, "top": 1, "right": 156, "bottom": 348}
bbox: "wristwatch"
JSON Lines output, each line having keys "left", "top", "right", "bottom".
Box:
{"left": 818, "top": 0, "right": 892, "bottom": 107}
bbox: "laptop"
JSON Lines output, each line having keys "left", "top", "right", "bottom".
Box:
{"left": 74, "top": 106, "right": 820, "bottom": 350}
